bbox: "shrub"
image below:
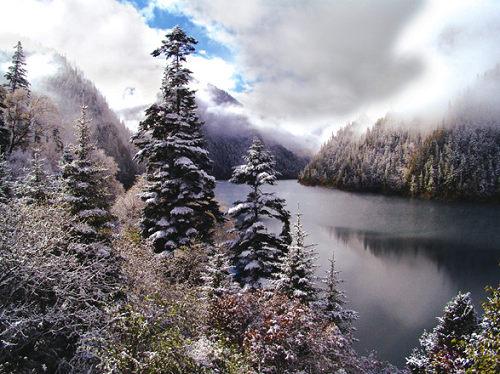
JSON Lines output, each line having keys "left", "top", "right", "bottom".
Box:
{"left": 97, "top": 300, "right": 203, "bottom": 374}
{"left": 0, "top": 200, "right": 122, "bottom": 373}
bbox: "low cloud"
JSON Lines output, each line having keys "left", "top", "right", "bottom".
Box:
{"left": 1, "top": 0, "right": 500, "bottom": 142}
{"left": 0, "top": 0, "right": 239, "bottom": 131}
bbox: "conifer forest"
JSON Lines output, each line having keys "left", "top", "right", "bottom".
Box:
{"left": 0, "top": 1, "right": 498, "bottom": 373}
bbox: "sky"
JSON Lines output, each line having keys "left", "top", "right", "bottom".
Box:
{"left": 1, "top": 0, "right": 500, "bottom": 144}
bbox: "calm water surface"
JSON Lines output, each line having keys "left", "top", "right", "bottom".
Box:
{"left": 215, "top": 180, "right": 500, "bottom": 367}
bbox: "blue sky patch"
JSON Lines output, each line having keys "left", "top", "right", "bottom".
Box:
{"left": 125, "top": 0, "right": 232, "bottom": 60}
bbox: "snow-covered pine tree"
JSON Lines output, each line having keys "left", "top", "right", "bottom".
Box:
{"left": 60, "top": 105, "right": 112, "bottom": 256}
{"left": 275, "top": 209, "right": 317, "bottom": 303}
{"left": 19, "top": 148, "right": 50, "bottom": 204}
{"left": 0, "top": 86, "right": 9, "bottom": 154}
{"left": 319, "top": 252, "right": 358, "bottom": 335}
{"left": 4, "top": 41, "right": 30, "bottom": 93}
{"left": 201, "top": 244, "right": 233, "bottom": 300}
{"left": 465, "top": 285, "right": 500, "bottom": 372}
{"left": 132, "top": 26, "right": 222, "bottom": 254}
{"left": 0, "top": 155, "right": 11, "bottom": 203}
{"left": 406, "top": 291, "right": 478, "bottom": 373}
{"left": 228, "top": 137, "right": 291, "bottom": 289}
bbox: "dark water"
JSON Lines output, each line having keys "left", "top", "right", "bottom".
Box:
{"left": 215, "top": 180, "right": 500, "bottom": 367}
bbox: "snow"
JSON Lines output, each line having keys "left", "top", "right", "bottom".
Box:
{"left": 171, "top": 206, "right": 193, "bottom": 216}
{"left": 78, "top": 208, "right": 108, "bottom": 218}
{"left": 150, "top": 230, "right": 167, "bottom": 240}
{"left": 175, "top": 156, "right": 194, "bottom": 167}
{"left": 227, "top": 202, "right": 250, "bottom": 216}
{"left": 244, "top": 260, "right": 260, "bottom": 270}
{"left": 157, "top": 217, "right": 169, "bottom": 227}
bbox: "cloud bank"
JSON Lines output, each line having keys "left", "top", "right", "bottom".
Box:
{"left": 1, "top": 0, "right": 500, "bottom": 143}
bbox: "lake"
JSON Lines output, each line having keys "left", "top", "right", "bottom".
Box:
{"left": 215, "top": 179, "right": 500, "bottom": 367}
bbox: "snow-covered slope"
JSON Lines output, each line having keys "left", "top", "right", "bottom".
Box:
{"left": 198, "top": 84, "right": 311, "bottom": 179}
{"left": 40, "top": 55, "right": 139, "bottom": 187}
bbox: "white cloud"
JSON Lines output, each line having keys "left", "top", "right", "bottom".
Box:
{"left": 151, "top": 0, "right": 500, "bottom": 139}
{"left": 1, "top": 0, "right": 500, "bottom": 141}
{"left": 0, "top": 0, "right": 240, "bottom": 130}
{"left": 0, "top": 0, "right": 165, "bottom": 114}
{"left": 187, "top": 55, "right": 237, "bottom": 92}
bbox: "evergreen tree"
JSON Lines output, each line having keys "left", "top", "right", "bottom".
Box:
{"left": 319, "top": 252, "right": 358, "bottom": 335}
{"left": 407, "top": 292, "right": 479, "bottom": 373}
{"left": 0, "top": 155, "right": 11, "bottom": 203}
{"left": 4, "top": 41, "right": 30, "bottom": 93}
{"left": 465, "top": 285, "right": 500, "bottom": 373}
{"left": 275, "top": 209, "right": 317, "bottom": 304}
{"left": 19, "top": 148, "right": 50, "bottom": 204}
{"left": 0, "top": 86, "right": 9, "bottom": 154}
{"left": 409, "top": 174, "right": 417, "bottom": 196}
{"left": 228, "top": 138, "right": 291, "bottom": 289}
{"left": 60, "top": 105, "right": 112, "bottom": 256}
{"left": 201, "top": 244, "right": 233, "bottom": 300}
{"left": 132, "top": 26, "right": 222, "bottom": 253}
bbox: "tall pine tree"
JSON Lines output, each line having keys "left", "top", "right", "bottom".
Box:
{"left": 0, "top": 155, "right": 11, "bottom": 203}
{"left": 228, "top": 138, "right": 291, "bottom": 289}
{"left": 132, "top": 26, "right": 222, "bottom": 253}
{"left": 319, "top": 252, "right": 358, "bottom": 335}
{"left": 61, "top": 105, "right": 112, "bottom": 256}
{"left": 4, "top": 41, "right": 30, "bottom": 93}
{"left": 19, "top": 148, "right": 51, "bottom": 204}
{"left": 0, "top": 86, "right": 9, "bottom": 154}
{"left": 275, "top": 209, "right": 317, "bottom": 303}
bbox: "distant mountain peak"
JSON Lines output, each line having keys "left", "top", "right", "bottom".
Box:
{"left": 205, "top": 83, "right": 242, "bottom": 106}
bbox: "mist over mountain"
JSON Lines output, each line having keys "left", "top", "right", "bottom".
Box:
{"left": 1, "top": 48, "right": 310, "bottom": 186}
{"left": 39, "top": 55, "right": 139, "bottom": 187}
{"left": 197, "top": 84, "right": 311, "bottom": 179}
{"left": 117, "top": 81, "right": 311, "bottom": 180}
{"left": 300, "top": 67, "right": 500, "bottom": 201}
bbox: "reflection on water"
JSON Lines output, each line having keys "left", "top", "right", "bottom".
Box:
{"left": 327, "top": 226, "right": 499, "bottom": 364}
{"left": 215, "top": 180, "right": 500, "bottom": 366}
{"left": 331, "top": 226, "right": 499, "bottom": 290}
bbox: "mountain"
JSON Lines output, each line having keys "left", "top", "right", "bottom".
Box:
{"left": 40, "top": 55, "right": 139, "bottom": 188}
{"left": 198, "top": 84, "right": 311, "bottom": 179}
{"left": 1, "top": 49, "right": 309, "bottom": 185}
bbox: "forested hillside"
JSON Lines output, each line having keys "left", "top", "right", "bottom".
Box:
{"left": 300, "top": 64, "right": 500, "bottom": 201}
{"left": 299, "top": 118, "right": 500, "bottom": 200}
{"left": 1, "top": 49, "right": 309, "bottom": 186}
{"left": 41, "top": 55, "right": 139, "bottom": 187}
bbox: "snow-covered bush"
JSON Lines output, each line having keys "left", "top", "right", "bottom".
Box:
{"left": 0, "top": 199, "right": 122, "bottom": 373}
{"left": 206, "top": 292, "right": 256, "bottom": 346}
{"left": 187, "top": 335, "right": 254, "bottom": 374}
{"left": 162, "top": 243, "right": 209, "bottom": 286}
{"left": 465, "top": 285, "right": 499, "bottom": 373}
{"left": 206, "top": 290, "right": 371, "bottom": 373}
{"left": 97, "top": 301, "right": 203, "bottom": 374}
{"left": 406, "top": 292, "right": 479, "bottom": 373}
{"left": 111, "top": 176, "right": 146, "bottom": 233}
{"left": 243, "top": 293, "right": 360, "bottom": 374}
{"left": 0, "top": 154, "right": 11, "bottom": 202}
